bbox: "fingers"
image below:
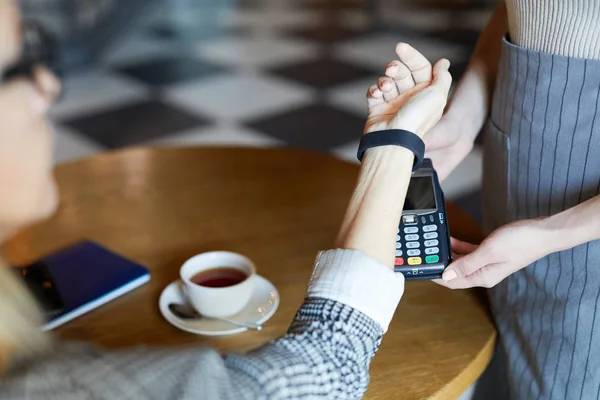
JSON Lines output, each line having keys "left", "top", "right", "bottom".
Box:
{"left": 0, "top": 0, "right": 21, "bottom": 72}
{"left": 381, "top": 44, "right": 451, "bottom": 100}
{"left": 395, "top": 43, "right": 432, "bottom": 84}
{"left": 434, "top": 265, "right": 501, "bottom": 289}
{"left": 375, "top": 42, "right": 452, "bottom": 104}
{"left": 431, "top": 58, "right": 452, "bottom": 97}
{"left": 434, "top": 273, "right": 481, "bottom": 289}
{"left": 433, "top": 275, "right": 480, "bottom": 289}
{"left": 441, "top": 246, "right": 489, "bottom": 282}
{"left": 384, "top": 60, "right": 415, "bottom": 93}
{"left": 378, "top": 76, "right": 399, "bottom": 101}
{"left": 451, "top": 237, "right": 478, "bottom": 255}
{"left": 442, "top": 255, "right": 480, "bottom": 281}
{"left": 366, "top": 84, "right": 385, "bottom": 108}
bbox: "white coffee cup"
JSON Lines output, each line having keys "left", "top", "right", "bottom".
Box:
{"left": 180, "top": 251, "right": 256, "bottom": 318}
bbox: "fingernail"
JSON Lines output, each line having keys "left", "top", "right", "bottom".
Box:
{"left": 442, "top": 269, "right": 457, "bottom": 281}
{"left": 444, "top": 59, "right": 451, "bottom": 69}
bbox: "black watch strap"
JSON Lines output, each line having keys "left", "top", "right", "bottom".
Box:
{"left": 357, "top": 129, "right": 425, "bottom": 171}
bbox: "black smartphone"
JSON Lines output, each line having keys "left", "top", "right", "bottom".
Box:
{"left": 395, "top": 158, "right": 452, "bottom": 280}
{"left": 13, "top": 262, "right": 65, "bottom": 320}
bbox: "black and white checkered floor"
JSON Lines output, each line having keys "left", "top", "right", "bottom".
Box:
{"left": 49, "top": 0, "right": 493, "bottom": 224}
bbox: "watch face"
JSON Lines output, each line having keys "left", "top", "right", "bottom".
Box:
{"left": 403, "top": 176, "right": 436, "bottom": 212}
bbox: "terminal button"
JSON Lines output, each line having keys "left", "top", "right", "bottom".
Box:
{"left": 403, "top": 215, "right": 418, "bottom": 225}
{"left": 408, "top": 257, "right": 422, "bottom": 265}
{"left": 423, "top": 225, "right": 437, "bottom": 232}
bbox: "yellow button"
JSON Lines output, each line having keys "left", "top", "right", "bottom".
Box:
{"left": 408, "top": 257, "right": 422, "bottom": 265}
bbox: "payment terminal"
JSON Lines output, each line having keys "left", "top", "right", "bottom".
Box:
{"left": 395, "top": 159, "right": 451, "bottom": 280}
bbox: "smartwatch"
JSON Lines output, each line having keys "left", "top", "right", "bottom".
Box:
{"left": 357, "top": 129, "right": 425, "bottom": 171}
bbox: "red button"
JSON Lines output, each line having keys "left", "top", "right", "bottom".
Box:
{"left": 395, "top": 257, "right": 404, "bottom": 266}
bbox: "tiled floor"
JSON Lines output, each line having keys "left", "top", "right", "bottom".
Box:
{"left": 45, "top": 0, "right": 494, "bottom": 223}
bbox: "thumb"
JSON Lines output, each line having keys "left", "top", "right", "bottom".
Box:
{"left": 431, "top": 58, "right": 452, "bottom": 97}
{"left": 442, "top": 246, "right": 489, "bottom": 281}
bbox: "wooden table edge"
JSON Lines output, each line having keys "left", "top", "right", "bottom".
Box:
{"left": 434, "top": 331, "right": 497, "bottom": 399}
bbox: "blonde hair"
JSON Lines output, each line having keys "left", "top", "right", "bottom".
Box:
{"left": 0, "top": 257, "right": 51, "bottom": 373}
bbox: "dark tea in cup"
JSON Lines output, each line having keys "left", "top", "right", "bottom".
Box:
{"left": 181, "top": 251, "right": 256, "bottom": 317}
{"left": 190, "top": 267, "right": 247, "bottom": 288}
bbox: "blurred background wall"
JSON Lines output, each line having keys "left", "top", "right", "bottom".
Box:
{"left": 20, "top": 0, "right": 497, "bottom": 223}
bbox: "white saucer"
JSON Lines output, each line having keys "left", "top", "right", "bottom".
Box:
{"left": 159, "top": 275, "right": 280, "bottom": 336}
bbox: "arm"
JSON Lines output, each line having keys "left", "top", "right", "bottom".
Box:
{"left": 444, "top": 2, "right": 507, "bottom": 142}
{"left": 540, "top": 195, "right": 600, "bottom": 253}
{"left": 3, "top": 148, "right": 412, "bottom": 398}
{"left": 224, "top": 147, "right": 415, "bottom": 399}
{"left": 424, "top": 2, "right": 507, "bottom": 180}
{"left": 0, "top": 48, "right": 451, "bottom": 399}
{"left": 436, "top": 181, "right": 600, "bottom": 289}
{"left": 224, "top": 49, "right": 453, "bottom": 397}
{"left": 335, "top": 147, "right": 414, "bottom": 266}
{"left": 437, "top": 194, "right": 600, "bottom": 289}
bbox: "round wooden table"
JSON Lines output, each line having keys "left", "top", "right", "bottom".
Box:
{"left": 3, "top": 147, "right": 495, "bottom": 399}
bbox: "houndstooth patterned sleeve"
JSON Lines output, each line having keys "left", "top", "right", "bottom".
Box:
{"left": 224, "top": 249, "right": 405, "bottom": 399}
{"left": 225, "top": 298, "right": 383, "bottom": 399}
{"left": 0, "top": 249, "right": 404, "bottom": 400}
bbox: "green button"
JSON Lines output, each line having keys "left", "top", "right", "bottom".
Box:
{"left": 426, "top": 255, "right": 439, "bottom": 264}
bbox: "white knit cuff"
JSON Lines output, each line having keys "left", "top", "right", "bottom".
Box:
{"left": 306, "top": 249, "right": 405, "bottom": 332}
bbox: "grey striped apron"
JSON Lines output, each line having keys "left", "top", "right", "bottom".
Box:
{"left": 482, "top": 37, "right": 600, "bottom": 400}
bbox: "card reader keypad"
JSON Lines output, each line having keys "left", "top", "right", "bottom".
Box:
{"left": 395, "top": 214, "right": 443, "bottom": 272}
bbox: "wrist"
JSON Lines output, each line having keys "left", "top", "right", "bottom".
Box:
{"left": 535, "top": 216, "right": 573, "bottom": 255}
{"left": 362, "top": 146, "right": 414, "bottom": 170}
{"left": 336, "top": 146, "right": 414, "bottom": 266}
